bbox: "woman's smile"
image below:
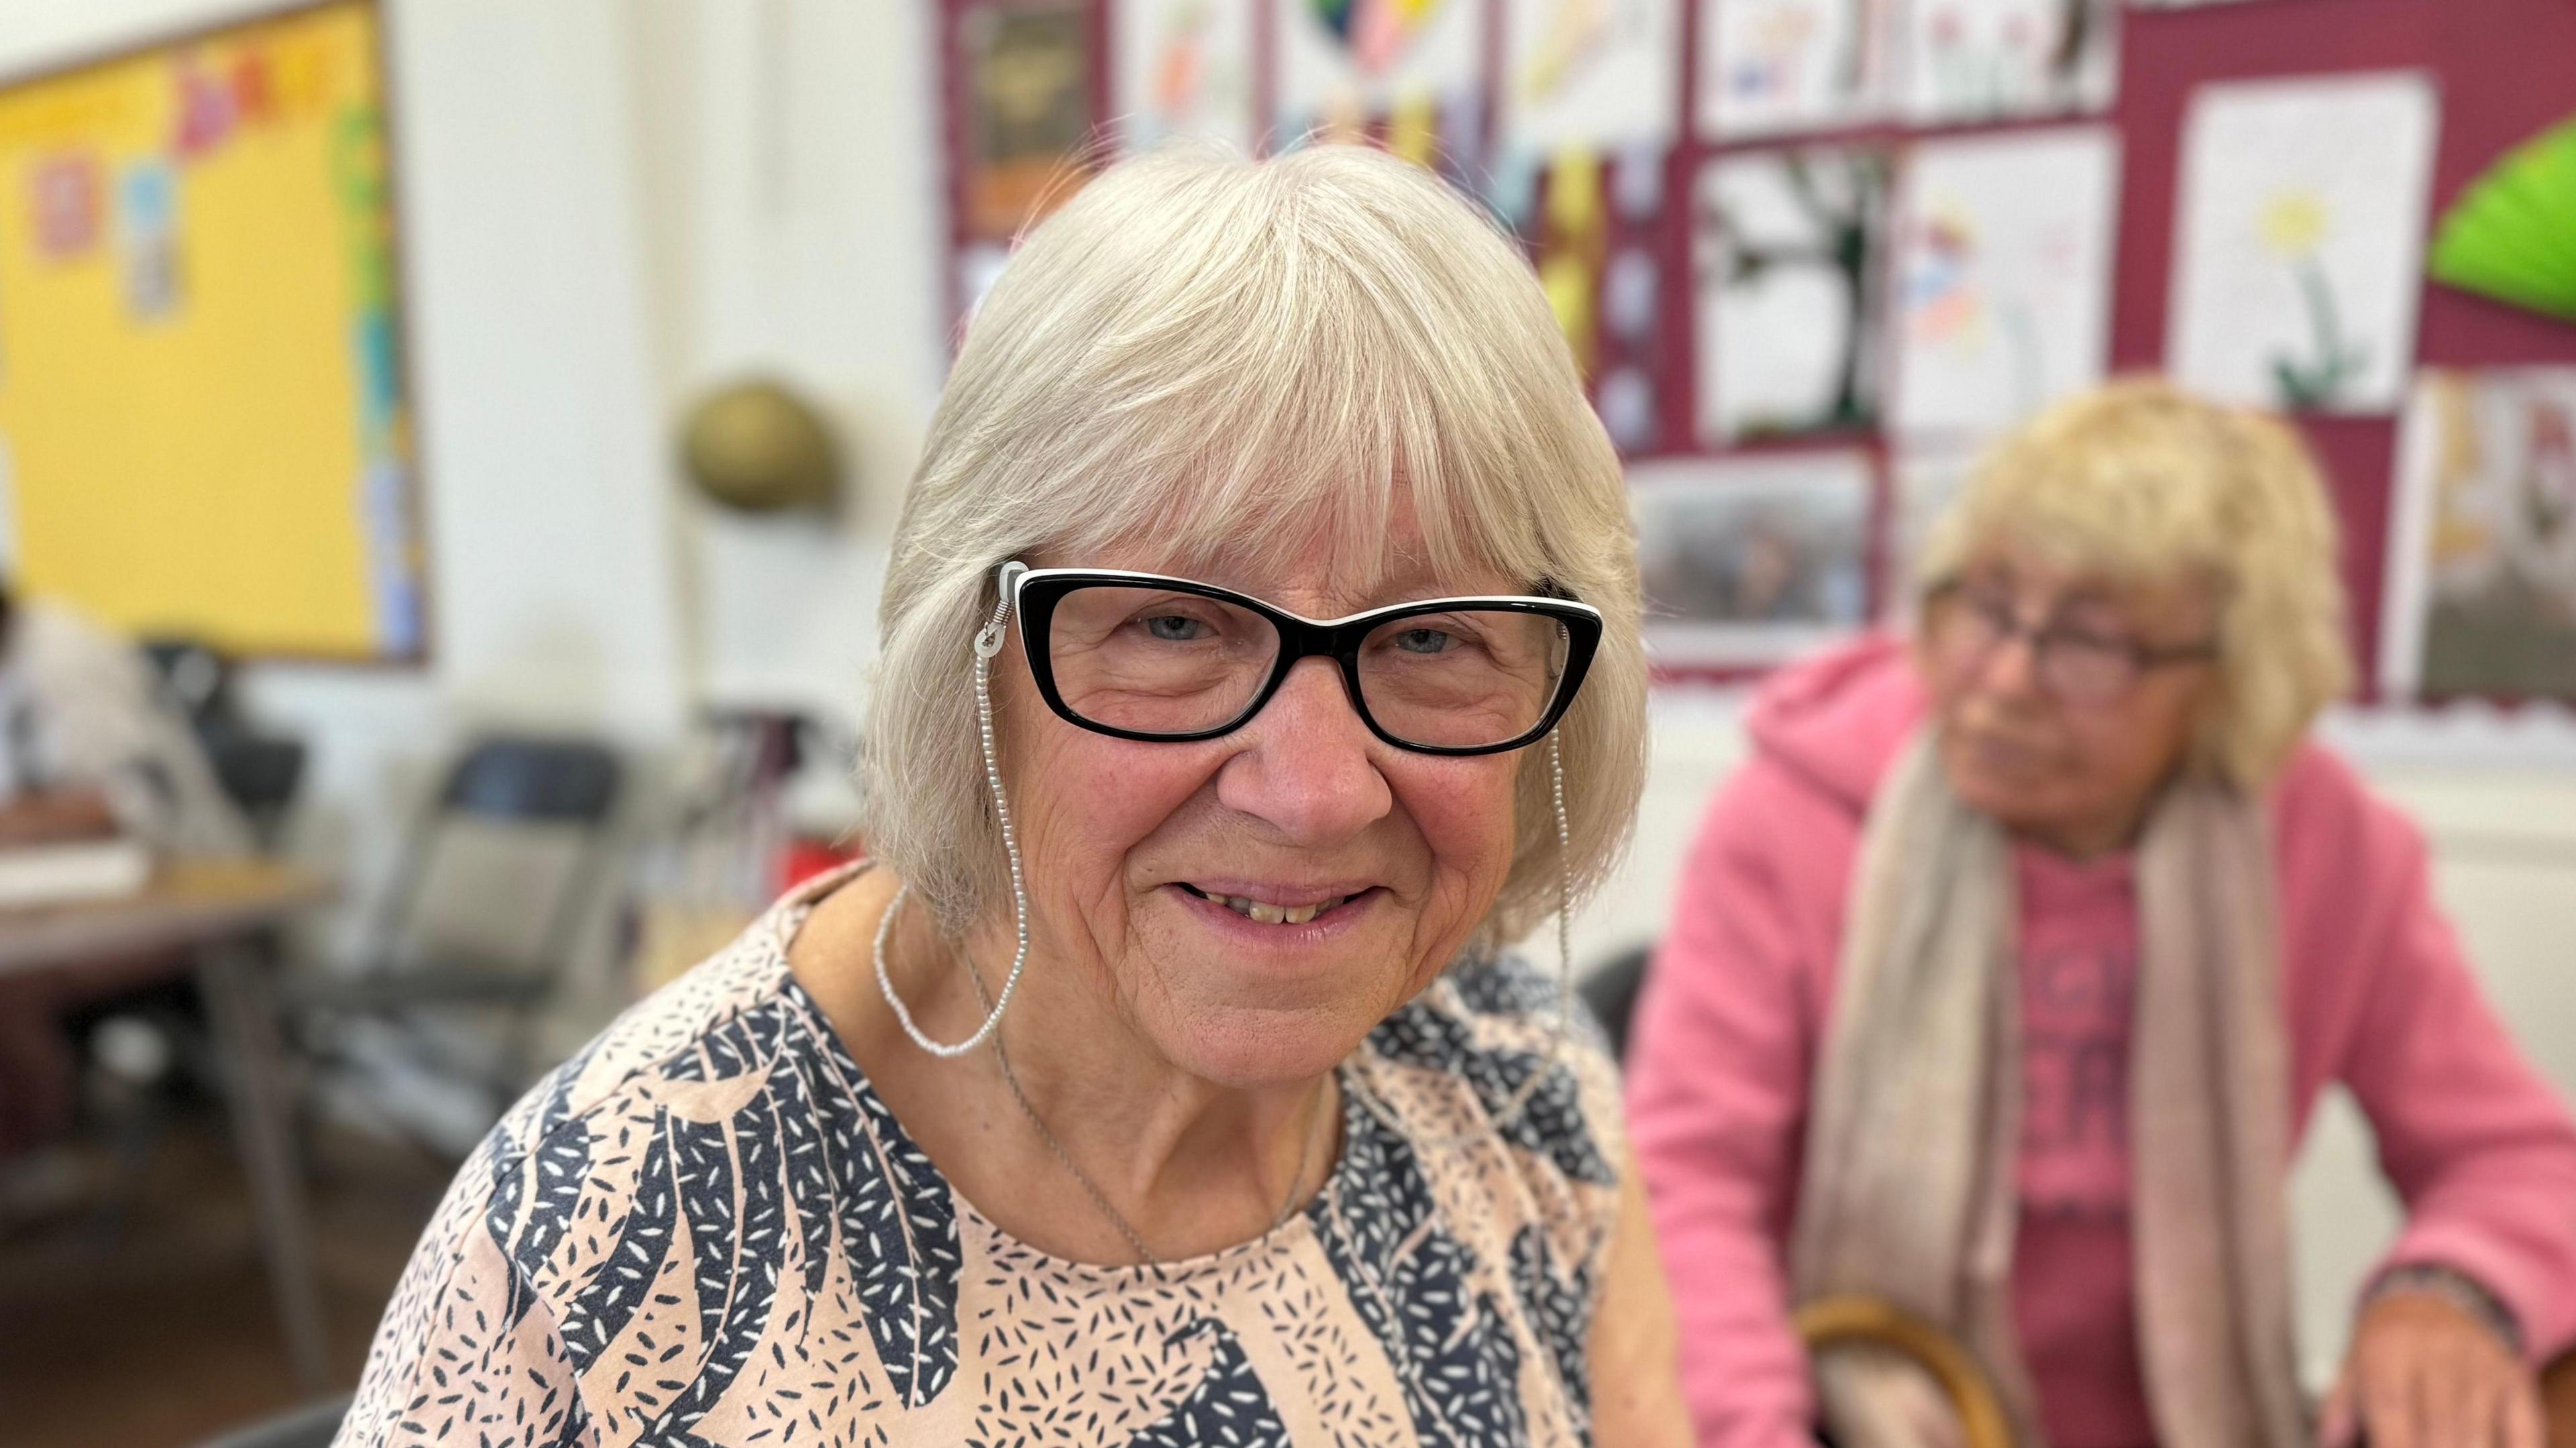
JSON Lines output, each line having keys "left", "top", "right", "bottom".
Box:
{"left": 1165, "top": 879, "right": 1387, "bottom": 953}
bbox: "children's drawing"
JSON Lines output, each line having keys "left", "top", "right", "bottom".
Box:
{"left": 2167, "top": 72, "right": 2438, "bottom": 415}
{"left": 1694, "top": 146, "right": 1888, "bottom": 441}
{"left": 1114, "top": 0, "right": 1259, "bottom": 155}
{"left": 1888, "top": 126, "right": 2118, "bottom": 439}
{"left": 1894, "top": 0, "right": 2117, "bottom": 123}
{"left": 1699, "top": 0, "right": 1890, "bottom": 139}
{"left": 1501, "top": 0, "right": 1682, "bottom": 157}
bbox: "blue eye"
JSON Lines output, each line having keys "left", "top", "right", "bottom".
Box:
{"left": 1395, "top": 628, "right": 1452, "bottom": 655}
{"left": 1144, "top": 614, "right": 1208, "bottom": 641}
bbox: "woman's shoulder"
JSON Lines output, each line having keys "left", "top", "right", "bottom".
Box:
{"left": 1359, "top": 950, "right": 1626, "bottom": 1192}
{"left": 486, "top": 903, "right": 802, "bottom": 1154}
{"left": 2265, "top": 739, "right": 2429, "bottom": 889}
{"left": 447, "top": 895, "right": 847, "bottom": 1311}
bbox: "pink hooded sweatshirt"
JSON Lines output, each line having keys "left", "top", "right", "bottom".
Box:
{"left": 1627, "top": 636, "right": 2576, "bottom": 1448}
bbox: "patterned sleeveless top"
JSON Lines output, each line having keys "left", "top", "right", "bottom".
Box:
{"left": 338, "top": 869, "right": 1628, "bottom": 1447}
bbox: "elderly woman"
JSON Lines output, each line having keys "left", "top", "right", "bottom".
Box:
{"left": 340, "top": 145, "right": 1688, "bottom": 1446}
{"left": 1628, "top": 382, "right": 2576, "bottom": 1448}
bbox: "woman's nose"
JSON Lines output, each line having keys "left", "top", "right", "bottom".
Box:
{"left": 1974, "top": 626, "right": 2047, "bottom": 702}
{"left": 1214, "top": 657, "right": 1393, "bottom": 846}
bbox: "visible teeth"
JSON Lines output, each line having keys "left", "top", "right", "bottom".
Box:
{"left": 1217, "top": 895, "right": 1346, "bottom": 926}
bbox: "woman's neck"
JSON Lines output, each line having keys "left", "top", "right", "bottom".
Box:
{"left": 2016, "top": 807, "right": 2145, "bottom": 861}
{"left": 789, "top": 868, "right": 1333, "bottom": 1265}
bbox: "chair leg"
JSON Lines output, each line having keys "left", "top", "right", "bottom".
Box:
{"left": 197, "top": 940, "right": 330, "bottom": 1393}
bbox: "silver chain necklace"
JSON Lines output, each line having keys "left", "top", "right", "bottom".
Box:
{"left": 881, "top": 889, "right": 1322, "bottom": 1270}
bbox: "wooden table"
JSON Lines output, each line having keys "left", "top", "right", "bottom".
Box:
{"left": 1, "top": 858, "right": 338, "bottom": 1391}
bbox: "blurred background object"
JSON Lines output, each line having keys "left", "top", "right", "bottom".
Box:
{"left": 0, "top": 0, "right": 2565, "bottom": 1444}
{"left": 678, "top": 376, "right": 845, "bottom": 514}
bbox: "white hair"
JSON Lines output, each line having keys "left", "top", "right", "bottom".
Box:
{"left": 859, "top": 143, "right": 1648, "bottom": 943}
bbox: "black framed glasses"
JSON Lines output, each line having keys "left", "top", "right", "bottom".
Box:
{"left": 994, "top": 565, "right": 1603, "bottom": 756}
{"left": 1923, "top": 577, "right": 2217, "bottom": 708}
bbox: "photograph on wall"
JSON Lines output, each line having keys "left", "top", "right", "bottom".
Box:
{"left": 958, "top": 0, "right": 1097, "bottom": 242}
{"left": 1698, "top": 0, "right": 1892, "bottom": 140}
{"left": 1884, "top": 444, "right": 1982, "bottom": 620}
{"left": 2166, "top": 70, "right": 2438, "bottom": 415}
{"left": 1499, "top": 0, "right": 1684, "bottom": 160}
{"left": 1894, "top": 0, "right": 2118, "bottom": 123}
{"left": 1631, "top": 453, "right": 1876, "bottom": 667}
{"left": 2382, "top": 368, "right": 2576, "bottom": 702}
{"left": 1273, "top": 0, "right": 1487, "bottom": 156}
{"left": 1114, "top": 0, "right": 1259, "bottom": 156}
{"left": 1694, "top": 146, "right": 1889, "bottom": 442}
{"left": 1888, "top": 126, "right": 2118, "bottom": 440}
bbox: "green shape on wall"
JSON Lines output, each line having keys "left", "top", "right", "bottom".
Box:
{"left": 2429, "top": 112, "right": 2576, "bottom": 322}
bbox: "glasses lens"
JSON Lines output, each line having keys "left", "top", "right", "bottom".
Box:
{"left": 1046, "top": 586, "right": 1280, "bottom": 736}
{"left": 2039, "top": 634, "right": 2140, "bottom": 707}
{"left": 1356, "top": 608, "right": 1568, "bottom": 750}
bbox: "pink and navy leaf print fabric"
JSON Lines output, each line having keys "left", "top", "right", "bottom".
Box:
{"left": 338, "top": 870, "right": 1628, "bottom": 1447}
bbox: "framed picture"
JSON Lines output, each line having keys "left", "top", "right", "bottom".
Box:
{"left": 2383, "top": 368, "right": 2576, "bottom": 702}
{"left": 1631, "top": 453, "right": 1878, "bottom": 668}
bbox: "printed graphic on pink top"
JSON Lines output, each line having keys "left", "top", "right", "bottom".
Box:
{"left": 2015, "top": 847, "right": 2141, "bottom": 1225}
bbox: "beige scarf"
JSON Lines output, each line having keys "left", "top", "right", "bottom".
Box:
{"left": 1788, "top": 734, "right": 2307, "bottom": 1448}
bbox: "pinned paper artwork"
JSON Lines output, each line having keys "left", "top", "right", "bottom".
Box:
{"left": 29, "top": 153, "right": 102, "bottom": 262}
{"left": 1699, "top": 0, "right": 1890, "bottom": 139}
{"left": 1888, "top": 126, "right": 2118, "bottom": 439}
{"left": 1894, "top": 0, "right": 2118, "bottom": 123}
{"left": 959, "top": 1, "right": 1096, "bottom": 242}
{"left": 117, "top": 160, "right": 182, "bottom": 321}
{"left": 1275, "top": 0, "right": 1487, "bottom": 149}
{"left": 2167, "top": 72, "right": 2438, "bottom": 415}
{"left": 170, "top": 56, "right": 241, "bottom": 160}
{"left": 1536, "top": 150, "right": 1610, "bottom": 377}
{"left": 2383, "top": 369, "right": 2576, "bottom": 702}
{"left": 1694, "top": 147, "right": 1889, "bottom": 441}
{"left": 1632, "top": 453, "right": 1876, "bottom": 667}
{"left": 1499, "top": 0, "right": 1683, "bottom": 158}
{"left": 1115, "top": 0, "right": 1259, "bottom": 156}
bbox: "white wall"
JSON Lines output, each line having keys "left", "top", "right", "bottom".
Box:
{"left": 629, "top": 0, "right": 942, "bottom": 722}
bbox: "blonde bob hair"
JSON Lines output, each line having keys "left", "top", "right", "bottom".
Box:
{"left": 859, "top": 144, "right": 1648, "bottom": 944}
{"left": 1916, "top": 378, "right": 2353, "bottom": 787}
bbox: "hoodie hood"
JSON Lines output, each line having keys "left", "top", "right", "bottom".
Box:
{"left": 1742, "top": 632, "right": 1931, "bottom": 818}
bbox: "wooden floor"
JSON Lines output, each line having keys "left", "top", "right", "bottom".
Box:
{"left": 0, "top": 1113, "right": 448, "bottom": 1448}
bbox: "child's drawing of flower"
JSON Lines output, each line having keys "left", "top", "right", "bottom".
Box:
{"left": 2257, "top": 187, "right": 2366, "bottom": 409}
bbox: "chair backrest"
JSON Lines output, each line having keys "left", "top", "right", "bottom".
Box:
{"left": 440, "top": 737, "right": 622, "bottom": 824}
{"left": 206, "top": 730, "right": 309, "bottom": 846}
{"left": 1579, "top": 942, "right": 1656, "bottom": 1064}
{"left": 371, "top": 735, "right": 625, "bottom": 981}
{"left": 140, "top": 634, "right": 311, "bottom": 844}
{"left": 140, "top": 636, "right": 233, "bottom": 727}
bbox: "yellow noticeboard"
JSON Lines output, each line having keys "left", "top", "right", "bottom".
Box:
{"left": 0, "top": 0, "right": 425, "bottom": 662}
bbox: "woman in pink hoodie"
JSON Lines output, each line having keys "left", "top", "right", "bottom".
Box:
{"left": 1627, "top": 382, "right": 2576, "bottom": 1448}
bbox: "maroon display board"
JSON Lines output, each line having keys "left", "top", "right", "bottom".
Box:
{"left": 937, "top": 0, "right": 2576, "bottom": 691}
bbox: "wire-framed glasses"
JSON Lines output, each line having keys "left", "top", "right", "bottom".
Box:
{"left": 1923, "top": 576, "right": 2218, "bottom": 708}
{"left": 997, "top": 565, "right": 1603, "bottom": 756}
